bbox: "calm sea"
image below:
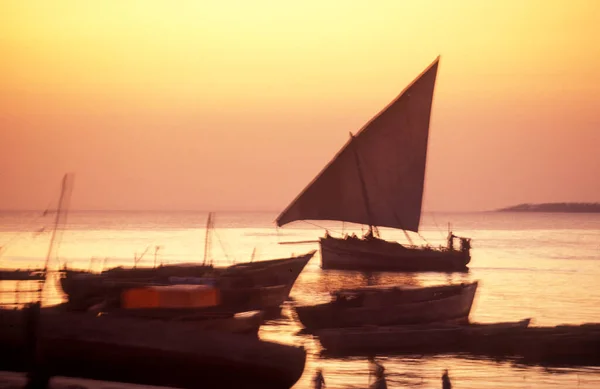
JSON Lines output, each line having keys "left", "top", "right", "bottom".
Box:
{"left": 1, "top": 210, "right": 600, "bottom": 389}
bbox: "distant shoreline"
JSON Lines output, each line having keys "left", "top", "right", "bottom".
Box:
{"left": 496, "top": 203, "right": 600, "bottom": 213}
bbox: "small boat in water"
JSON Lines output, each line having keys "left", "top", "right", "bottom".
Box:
{"left": 275, "top": 57, "right": 472, "bottom": 273}
{"left": 316, "top": 318, "right": 531, "bottom": 356}
{"left": 59, "top": 251, "right": 316, "bottom": 312}
{"left": 294, "top": 281, "right": 478, "bottom": 331}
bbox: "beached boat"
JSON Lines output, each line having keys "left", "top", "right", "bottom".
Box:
{"left": 317, "top": 318, "right": 531, "bottom": 356}
{"left": 275, "top": 57, "right": 472, "bottom": 273}
{"left": 294, "top": 281, "right": 478, "bottom": 330}
{"left": 0, "top": 307, "right": 306, "bottom": 389}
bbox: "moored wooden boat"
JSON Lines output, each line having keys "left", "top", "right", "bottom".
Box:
{"left": 59, "top": 251, "right": 316, "bottom": 312}
{"left": 332, "top": 282, "right": 474, "bottom": 306}
{"left": 0, "top": 307, "right": 306, "bottom": 389}
{"left": 316, "top": 320, "right": 600, "bottom": 367}
{"left": 295, "top": 281, "right": 478, "bottom": 331}
{"left": 320, "top": 234, "right": 470, "bottom": 272}
{"left": 62, "top": 278, "right": 292, "bottom": 319}
{"left": 317, "top": 318, "right": 531, "bottom": 356}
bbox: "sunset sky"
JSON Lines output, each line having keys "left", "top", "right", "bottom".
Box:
{"left": 1, "top": 0, "right": 599, "bottom": 212}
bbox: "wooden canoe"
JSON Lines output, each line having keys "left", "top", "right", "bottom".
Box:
{"left": 295, "top": 282, "right": 478, "bottom": 330}
{"left": 317, "top": 318, "right": 532, "bottom": 356}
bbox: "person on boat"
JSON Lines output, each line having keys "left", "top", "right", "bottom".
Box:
{"left": 442, "top": 369, "right": 452, "bottom": 389}
{"left": 459, "top": 237, "right": 471, "bottom": 253}
{"left": 447, "top": 232, "right": 455, "bottom": 250}
{"left": 313, "top": 368, "right": 326, "bottom": 389}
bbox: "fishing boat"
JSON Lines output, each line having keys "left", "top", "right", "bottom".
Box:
{"left": 316, "top": 318, "right": 531, "bottom": 356}
{"left": 318, "top": 319, "right": 600, "bottom": 367}
{"left": 59, "top": 251, "right": 315, "bottom": 312}
{"left": 294, "top": 281, "right": 478, "bottom": 330}
{"left": 275, "top": 57, "right": 472, "bottom": 273}
{"left": 65, "top": 282, "right": 272, "bottom": 336}
{"left": 0, "top": 307, "right": 306, "bottom": 389}
{"left": 58, "top": 212, "right": 315, "bottom": 311}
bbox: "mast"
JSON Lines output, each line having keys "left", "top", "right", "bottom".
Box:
{"left": 349, "top": 132, "right": 374, "bottom": 234}
{"left": 202, "top": 212, "right": 213, "bottom": 266}
{"left": 41, "top": 173, "right": 74, "bottom": 301}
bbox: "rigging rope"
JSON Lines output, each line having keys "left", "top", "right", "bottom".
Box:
{"left": 212, "top": 223, "right": 236, "bottom": 265}
{"left": 430, "top": 212, "right": 449, "bottom": 240}
{"left": 301, "top": 220, "right": 345, "bottom": 236}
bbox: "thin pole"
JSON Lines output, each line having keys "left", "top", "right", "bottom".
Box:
{"left": 43, "top": 175, "right": 68, "bottom": 272}
{"left": 202, "top": 212, "right": 213, "bottom": 266}
{"left": 41, "top": 174, "right": 73, "bottom": 302}
{"left": 349, "top": 133, "right": 374, "bottom": 232}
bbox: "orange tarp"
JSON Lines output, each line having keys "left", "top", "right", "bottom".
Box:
{"left": 122, "top": 285, "right": 220, "bottom": 309}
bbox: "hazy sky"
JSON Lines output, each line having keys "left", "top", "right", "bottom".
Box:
{"left": 1, "top": 0, "right": 599, "bottom": 212}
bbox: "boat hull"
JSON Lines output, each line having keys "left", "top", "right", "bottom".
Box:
{"left": 295, "top": 281, "right": 478, "bottom": 330}
{"left": 0, "top": 308, "right": 306, "bottom": 389}
{"left": 320, "top": 236, "right": 470, "bottom": 272}
{"left": 59, "top": 251, "right": 315, "bottom": 312}
{"left": 316, "top": 318, "right": 532, "bottom": 356}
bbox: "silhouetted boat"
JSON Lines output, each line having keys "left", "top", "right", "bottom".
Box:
{"left": 0, "top": 307, "right": 306, "bottom": 389}
{"left": 59, "top": 251, "right": 315, "bottom": 312}
{"left": 317, "top": 318, "right": 531, "bottom": 356}
{"left": 316, "top": 319, "right": 600, "bottom": 366}
{"left": 316, "top": 319, "right": 600, "bottom": 367}
{"left": 295, "top": 281, "right": 478, "bottom": 330}
{"left": 276, "top": 57, "right": 472, "bottom": 273}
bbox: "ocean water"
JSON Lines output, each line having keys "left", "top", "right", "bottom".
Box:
{"left": 1, "top": 210, "right": 600, "bottom": 389}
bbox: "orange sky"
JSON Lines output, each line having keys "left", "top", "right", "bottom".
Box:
{"left": 1, "top": 0, "right": 599, "bottom": 212}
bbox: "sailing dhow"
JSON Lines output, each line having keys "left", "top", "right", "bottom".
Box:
{"left": 276, "top": 57, "right": 471, "bottom": 272}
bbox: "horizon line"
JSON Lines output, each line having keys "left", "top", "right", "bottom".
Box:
{"left": 0, "top": 208, "right": 495, "bottom": 214}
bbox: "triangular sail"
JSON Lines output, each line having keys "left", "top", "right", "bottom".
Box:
{"left": 276, "top": 57, "right": 439, "bottom": 232}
